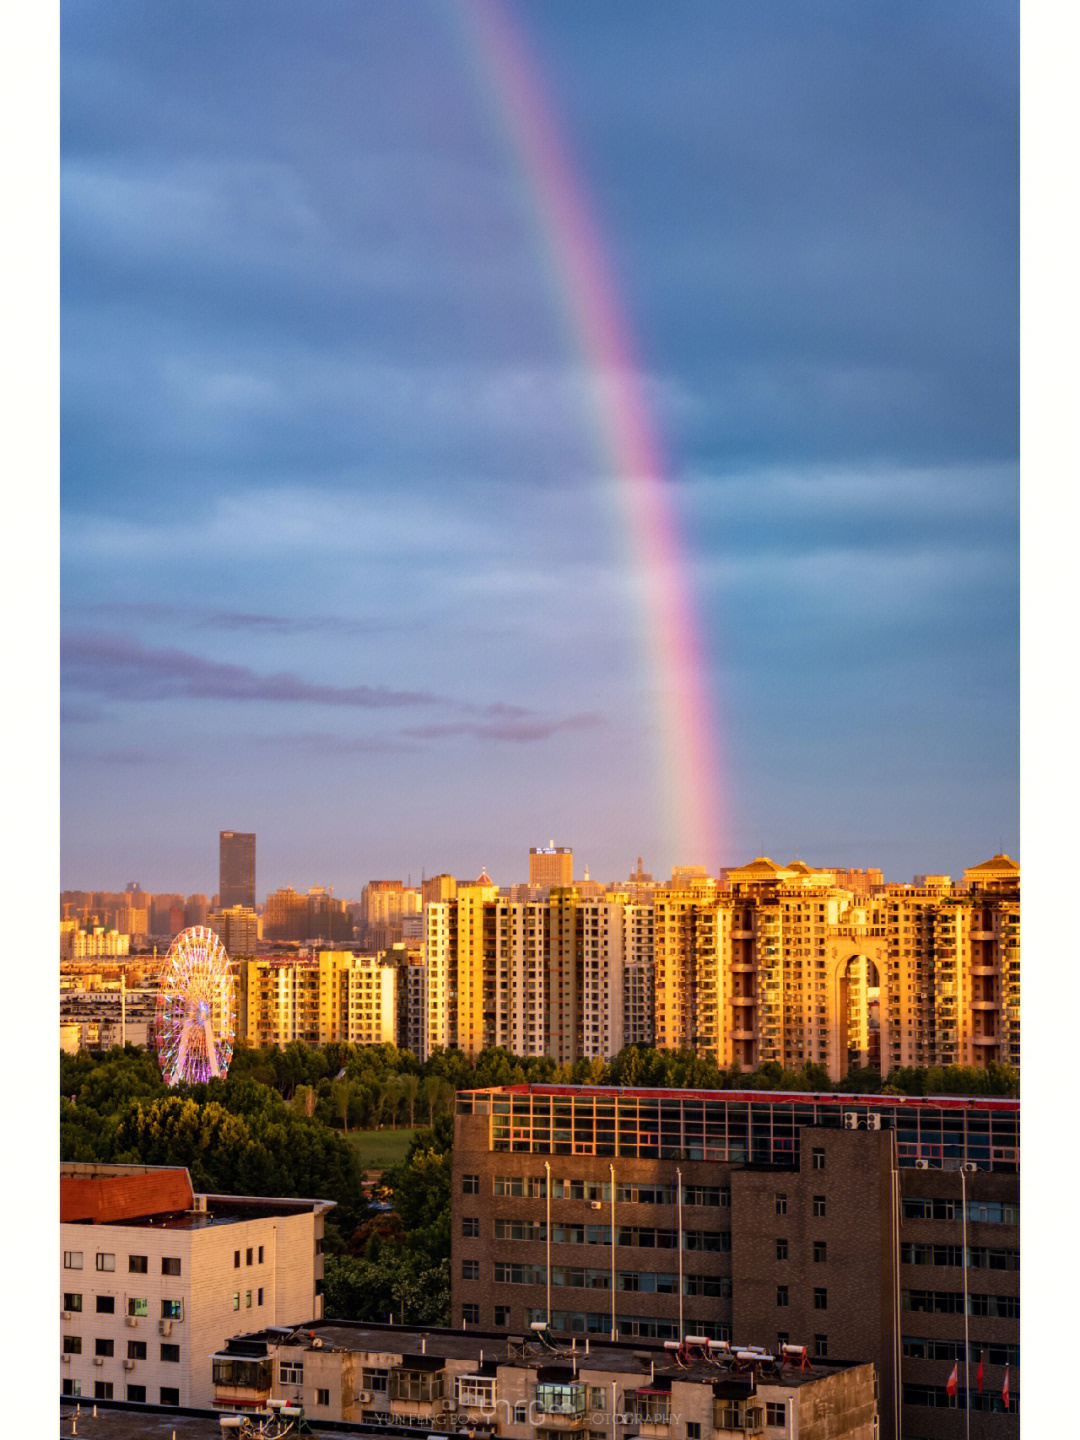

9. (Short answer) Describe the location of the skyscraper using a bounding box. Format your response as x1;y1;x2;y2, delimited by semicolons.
528;844;572;887
219;830;256;910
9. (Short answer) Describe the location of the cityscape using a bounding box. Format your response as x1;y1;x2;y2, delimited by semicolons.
56;4;1019;1440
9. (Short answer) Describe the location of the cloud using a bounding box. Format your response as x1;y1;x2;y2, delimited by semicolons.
247;731;406;756
73;602;395;637
61;632;442;709
403;714;602;743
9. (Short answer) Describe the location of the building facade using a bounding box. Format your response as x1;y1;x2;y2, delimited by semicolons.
450;1085;1018;1440
220;831;256;911
530;847;574;888
60;1163;330;1410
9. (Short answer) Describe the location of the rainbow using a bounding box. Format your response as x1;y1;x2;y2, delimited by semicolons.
456;0;724;871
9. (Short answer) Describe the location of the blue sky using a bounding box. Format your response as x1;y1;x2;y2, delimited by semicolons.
60;0;1018;896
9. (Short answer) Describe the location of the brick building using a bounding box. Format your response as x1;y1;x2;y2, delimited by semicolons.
450;1086;1018;1440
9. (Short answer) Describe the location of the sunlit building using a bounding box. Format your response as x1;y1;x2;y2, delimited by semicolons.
219;831;256;910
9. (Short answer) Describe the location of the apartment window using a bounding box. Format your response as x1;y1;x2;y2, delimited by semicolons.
64;1293;82;1312
462;1304;480;1325
64;1252;83;1270
258;1246;264;1263
776;1333;789;1353
463;1174;480;1194
129;1255;148;1274
246;1291;252;1308
317;1388;331;1406
514;1404;529;1424
776;1238;788;1261
94;1382;114;1401
161;1344;180;1363
96;1296;115;1314
234;1250;241;1268
161;1257;181;1276
161;1300;182;1319
63;1336;81;1355
776;1285;789;1307
813;1241;827;1263
95;1337;114;1357
775;1193;787;1216
159;1388;180;1406
62;1380;82;1398
127;1297;148;1317
462;1216;480;1238
687;1425;701;1440
814;1288;828;1310
814;1335;828;1358
462;1259;480;1281
258;1288;264;1306
811;1147;826;1170
126;1385;147;1403
232;1293;240;1311
244;1248;252;1266
765;1402;786;1427
280;1361;304;1385
96;1253;116;1272
127;1341;147;1361
495;1304;511;1327
812;1196;826;1218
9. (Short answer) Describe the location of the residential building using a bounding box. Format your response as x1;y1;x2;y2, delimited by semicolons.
60;1163;331;1410
209;1318;876;1439
60;922;131;959
220;831;256;910
450;1084;1019;1440
207;905;261;956
236;952;399;1049
530;846;574;889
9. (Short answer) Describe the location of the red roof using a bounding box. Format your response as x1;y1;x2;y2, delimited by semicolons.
61;1169;194;1224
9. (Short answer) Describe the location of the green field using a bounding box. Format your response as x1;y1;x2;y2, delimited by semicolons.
344;1128;418;1171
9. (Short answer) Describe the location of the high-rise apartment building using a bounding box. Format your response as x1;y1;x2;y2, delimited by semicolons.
206;905;260;957
219;831;256;910
451;1085;1019;1440
529;846;573;888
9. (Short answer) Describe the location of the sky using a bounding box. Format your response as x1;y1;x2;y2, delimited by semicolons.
60;0;1019;897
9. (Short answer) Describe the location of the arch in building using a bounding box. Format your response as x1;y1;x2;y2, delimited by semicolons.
824;936;890;1083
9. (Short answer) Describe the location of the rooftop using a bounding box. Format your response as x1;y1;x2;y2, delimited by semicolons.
61;1165;334;1228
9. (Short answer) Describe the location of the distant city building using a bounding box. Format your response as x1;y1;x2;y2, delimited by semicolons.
529;845;573;888
184;893;210;928
422;872;458;904
219;831;256;910
237;952;400;1049
60;922;131;959
207;905;260;956
60;1162;330;1409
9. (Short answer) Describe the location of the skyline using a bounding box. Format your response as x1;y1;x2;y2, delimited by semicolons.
61;1;1018;894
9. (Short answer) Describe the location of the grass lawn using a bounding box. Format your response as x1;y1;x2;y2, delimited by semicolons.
344;1127;418;1171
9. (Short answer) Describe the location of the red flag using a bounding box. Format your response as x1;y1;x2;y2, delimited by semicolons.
976;1353;984;1395
1001;1365;1009;1409
946;1362;958;1399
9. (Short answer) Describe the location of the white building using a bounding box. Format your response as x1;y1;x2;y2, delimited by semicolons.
60;1163;332;1409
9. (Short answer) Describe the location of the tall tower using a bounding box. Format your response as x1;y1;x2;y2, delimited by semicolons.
528;845;572;888
219;831;256;910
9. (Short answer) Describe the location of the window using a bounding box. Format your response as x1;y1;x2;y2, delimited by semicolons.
462;1303;480;1324
514;1404;529;1424
316;1389;330;1407
812;1147;826;1170
463;1174;480;1194
462;1259;480;1280
246;1248;253;1265
62;1380;82;1397
462;1216;480;1237
495;1305;511;1327
232;1292;240;1311
234;1250;241;1268
63;1336;81;1355
96;1296;115;1314
687;1425;701;1440
126;1385;147;1403
161;1343;180;1363
127;1341;147;1360
814;1288;828;1310
776;1333;789;1352
812;1196;826;1218
258;1245;264;1263
64;1251;83;1270
161;1299;182;1319
64;1293;82;1312
161;1257;181;1276
258;1288;264;1306
96;1253;116;1272
246;1290;252;1308
159;1387;180;1406
776;1285;789;1307
94;1382;114;1400
776;1238;788;1261
129;1255;148;1274
814;1335;828;1358
95;1338;114;1357
127;1297;148;1317
813;1241;827;1263
766;1403;786;1427
280;1361;304;1385
775;1193;787;1216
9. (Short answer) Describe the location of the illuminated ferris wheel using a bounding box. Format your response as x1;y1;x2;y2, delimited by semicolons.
154;926;236;1086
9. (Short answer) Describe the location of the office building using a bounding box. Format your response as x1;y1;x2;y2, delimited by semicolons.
219;831;256;910
210;1318;876;1438
530;846;574;889
451;1085;1018;1440
60;1162;330;1410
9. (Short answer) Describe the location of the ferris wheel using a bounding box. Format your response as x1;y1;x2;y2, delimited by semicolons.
154;926;236;1086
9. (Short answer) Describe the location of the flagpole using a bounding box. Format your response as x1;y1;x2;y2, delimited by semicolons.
960;1163;975;1440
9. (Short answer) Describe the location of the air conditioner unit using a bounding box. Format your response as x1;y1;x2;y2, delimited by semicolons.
126;1316;139;1327
61;1311;72;1321
589;1201;603;1210
866;1114;882;1131
159;1319;173;1336
93;1356;105;1367
355;1391;374;1405
442;1399;459;1413
61;1355;72;1365
123;1359;136;1371
843;1112;859;1129
914;1160;930;1170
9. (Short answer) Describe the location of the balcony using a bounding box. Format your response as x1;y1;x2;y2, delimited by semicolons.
713;1403;764;1436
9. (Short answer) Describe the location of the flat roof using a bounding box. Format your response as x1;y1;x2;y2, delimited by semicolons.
459;1084;1019;1112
